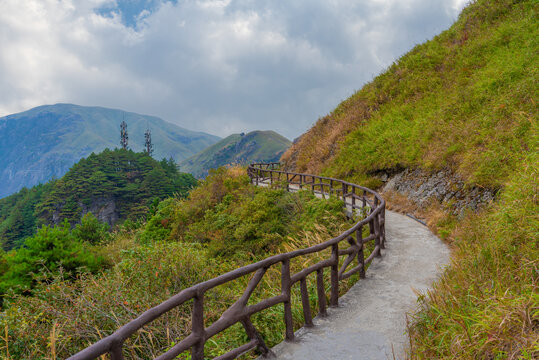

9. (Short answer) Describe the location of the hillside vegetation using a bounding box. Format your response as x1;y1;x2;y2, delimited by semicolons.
0;103;219;198
0;148;197;251
283;0;537;358
180;130;291;178
0;167;358;359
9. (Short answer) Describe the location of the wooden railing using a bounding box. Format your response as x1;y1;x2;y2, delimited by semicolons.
69;163;386;360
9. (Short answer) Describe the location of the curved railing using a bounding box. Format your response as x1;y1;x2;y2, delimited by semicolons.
69;163;385;360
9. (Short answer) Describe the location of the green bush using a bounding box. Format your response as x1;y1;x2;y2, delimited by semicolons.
139;167;349;261
0;220;106;297
0;242;217;359
72;212;111;245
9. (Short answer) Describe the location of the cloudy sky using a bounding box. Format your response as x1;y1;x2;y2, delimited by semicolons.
0;0;469;139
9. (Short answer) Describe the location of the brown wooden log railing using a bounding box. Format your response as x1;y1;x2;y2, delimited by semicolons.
68;163;386;360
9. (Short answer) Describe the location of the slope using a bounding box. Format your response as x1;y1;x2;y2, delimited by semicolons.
281;0;538;358
0;103;219;198
282;0;536;190
180;130;291;178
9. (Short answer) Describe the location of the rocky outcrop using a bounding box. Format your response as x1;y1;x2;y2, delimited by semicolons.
79;198;119;227
380;168;497;217
50;197;119;227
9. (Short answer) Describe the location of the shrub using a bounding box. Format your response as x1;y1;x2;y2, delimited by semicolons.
71;212;111;245
0;220;106;298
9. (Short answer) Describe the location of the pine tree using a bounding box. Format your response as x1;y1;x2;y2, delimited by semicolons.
120;121;128;149
144;127;153;156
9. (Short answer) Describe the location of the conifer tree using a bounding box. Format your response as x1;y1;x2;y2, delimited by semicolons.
144;127;153;156
120;121;128;149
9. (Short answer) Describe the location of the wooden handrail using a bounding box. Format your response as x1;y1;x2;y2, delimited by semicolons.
68;163;386;360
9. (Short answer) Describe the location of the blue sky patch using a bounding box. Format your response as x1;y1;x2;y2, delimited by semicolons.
95;0;177;28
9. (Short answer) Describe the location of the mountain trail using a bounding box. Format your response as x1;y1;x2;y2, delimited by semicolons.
258;183;450;359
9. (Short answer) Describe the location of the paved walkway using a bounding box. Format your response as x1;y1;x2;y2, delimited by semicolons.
260;210;450;360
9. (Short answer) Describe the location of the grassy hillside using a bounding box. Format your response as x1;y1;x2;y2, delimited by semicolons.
283;0;536;189
180;130;291;178
0;104;219;198
0;148;197;251
282;0;538;358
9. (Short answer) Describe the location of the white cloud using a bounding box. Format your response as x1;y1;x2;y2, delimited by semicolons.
0;0;467;138
452;0;472;13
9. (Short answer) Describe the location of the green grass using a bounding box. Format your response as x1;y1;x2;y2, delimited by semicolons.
408;150;538;359
283;0;537;188
323;0;537;189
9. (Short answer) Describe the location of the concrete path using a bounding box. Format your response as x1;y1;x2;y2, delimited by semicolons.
260;210;450;360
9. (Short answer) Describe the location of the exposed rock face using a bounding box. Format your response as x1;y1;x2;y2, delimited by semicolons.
79;198;119;227
51;197;119;227
381;168;497;217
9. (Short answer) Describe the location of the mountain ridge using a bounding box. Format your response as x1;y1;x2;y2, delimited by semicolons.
0;103;220;198
180;130;291;178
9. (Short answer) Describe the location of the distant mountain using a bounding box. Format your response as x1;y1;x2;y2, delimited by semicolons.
180;130;291;178
0;104;220;198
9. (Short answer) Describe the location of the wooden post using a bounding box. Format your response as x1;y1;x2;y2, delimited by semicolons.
357;227;365;279
363;190;367;209
191;294;205;360
381;206;386;249
281;259;294;340
330;244;339;307
300;278;313;327
374;198;381;257
316;269;327;316
110;340;124;360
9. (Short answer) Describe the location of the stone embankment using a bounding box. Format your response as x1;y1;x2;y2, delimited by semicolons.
378;168;496;217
